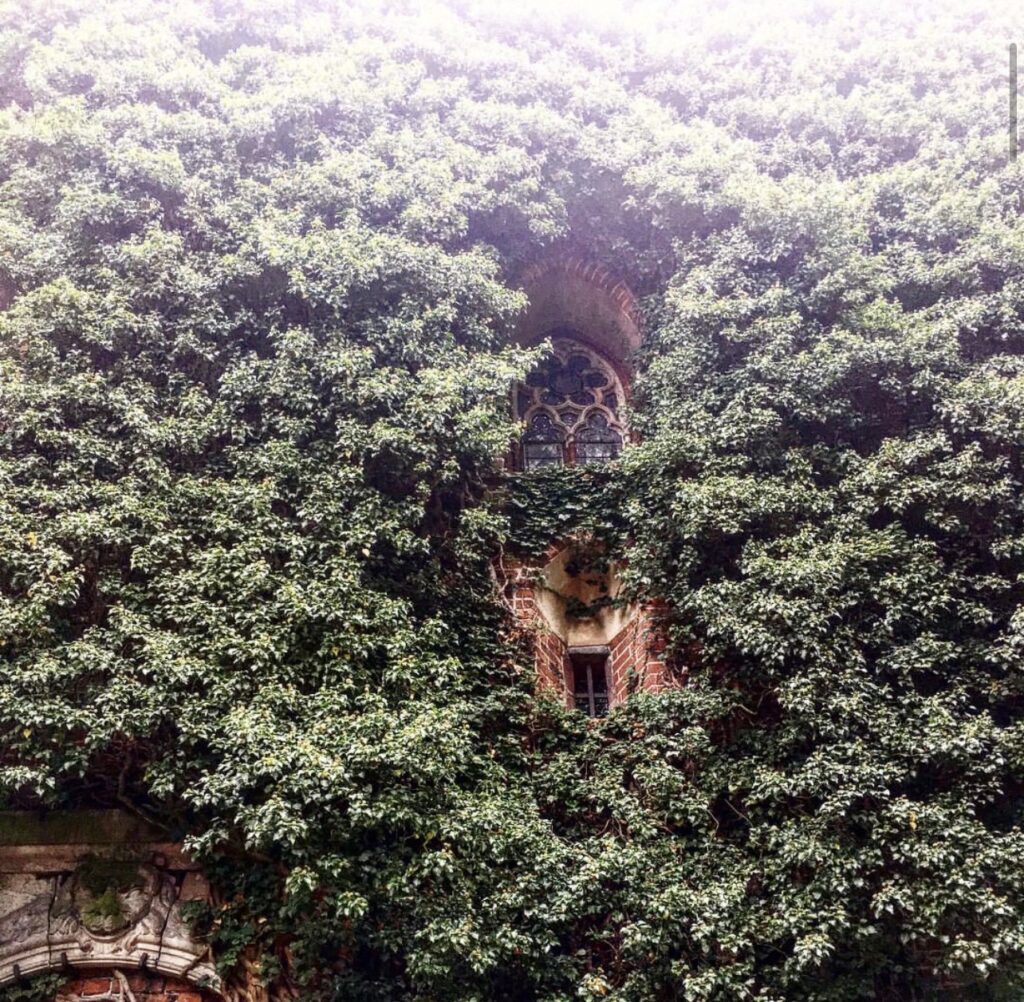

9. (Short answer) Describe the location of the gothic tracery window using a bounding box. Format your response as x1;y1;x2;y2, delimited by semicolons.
515;335;626;470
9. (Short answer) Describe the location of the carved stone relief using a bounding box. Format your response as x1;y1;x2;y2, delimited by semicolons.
0;857;217;992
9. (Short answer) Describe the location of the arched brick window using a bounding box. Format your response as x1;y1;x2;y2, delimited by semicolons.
515;333;627;470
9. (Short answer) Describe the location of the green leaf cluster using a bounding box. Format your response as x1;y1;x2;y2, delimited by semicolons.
2;1;1024;999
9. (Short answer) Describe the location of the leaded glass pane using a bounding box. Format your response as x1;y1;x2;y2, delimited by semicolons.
524;442;563;468
568;388;596;405
523;412;565;469
576;412;622;465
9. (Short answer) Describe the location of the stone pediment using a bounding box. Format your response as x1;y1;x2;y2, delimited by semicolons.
0;812;218;993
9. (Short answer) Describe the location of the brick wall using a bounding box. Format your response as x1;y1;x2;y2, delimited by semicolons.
507;557;569;702
56;972;211;1002
607;600;671;701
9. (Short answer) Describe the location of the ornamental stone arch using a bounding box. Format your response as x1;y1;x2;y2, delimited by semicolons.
0;812;220;998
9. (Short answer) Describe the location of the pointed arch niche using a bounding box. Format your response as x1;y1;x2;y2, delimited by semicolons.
502;257;671;713
512;256;640;472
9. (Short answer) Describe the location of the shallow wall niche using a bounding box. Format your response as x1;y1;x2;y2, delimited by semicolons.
0;811;218;994
502;542;670;713
531;544;631;650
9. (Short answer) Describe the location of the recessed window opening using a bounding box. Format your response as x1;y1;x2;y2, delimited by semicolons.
570;649;610;717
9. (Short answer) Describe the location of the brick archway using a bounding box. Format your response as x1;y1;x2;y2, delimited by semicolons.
519;255;641;334
515;254;641;368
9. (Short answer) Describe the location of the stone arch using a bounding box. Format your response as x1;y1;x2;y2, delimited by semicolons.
511;256;640;471
0;863;219;992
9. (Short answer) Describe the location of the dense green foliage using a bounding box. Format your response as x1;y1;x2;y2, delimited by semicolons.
2;0;1024;998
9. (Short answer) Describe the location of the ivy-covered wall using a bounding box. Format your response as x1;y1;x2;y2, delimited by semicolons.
2;1;1024;999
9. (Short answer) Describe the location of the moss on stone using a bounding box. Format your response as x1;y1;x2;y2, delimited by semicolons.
76;858;143;896
0;810;162;846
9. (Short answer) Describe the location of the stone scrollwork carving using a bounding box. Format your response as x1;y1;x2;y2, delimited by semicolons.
0;859;218;992
0;873;55;981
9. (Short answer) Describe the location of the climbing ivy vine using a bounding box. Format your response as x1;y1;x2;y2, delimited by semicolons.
2;1;1024;999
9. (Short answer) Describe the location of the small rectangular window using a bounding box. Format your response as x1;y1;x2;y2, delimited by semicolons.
571;652;609;717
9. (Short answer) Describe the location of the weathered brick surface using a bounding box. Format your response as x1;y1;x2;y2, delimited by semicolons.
606;600;675;701
76;979;117;996
504;558;569;701
57;973;212;1002
519;254;641;332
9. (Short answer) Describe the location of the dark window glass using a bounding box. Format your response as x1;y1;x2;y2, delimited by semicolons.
571;654;609;717
523;412;565;469
528;353;598;407
576;412;622;465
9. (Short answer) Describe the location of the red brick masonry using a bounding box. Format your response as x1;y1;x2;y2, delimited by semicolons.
57;973;212;1002
519;253;642;333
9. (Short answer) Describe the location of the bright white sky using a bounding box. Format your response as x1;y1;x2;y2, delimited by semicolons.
445;0;855;49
